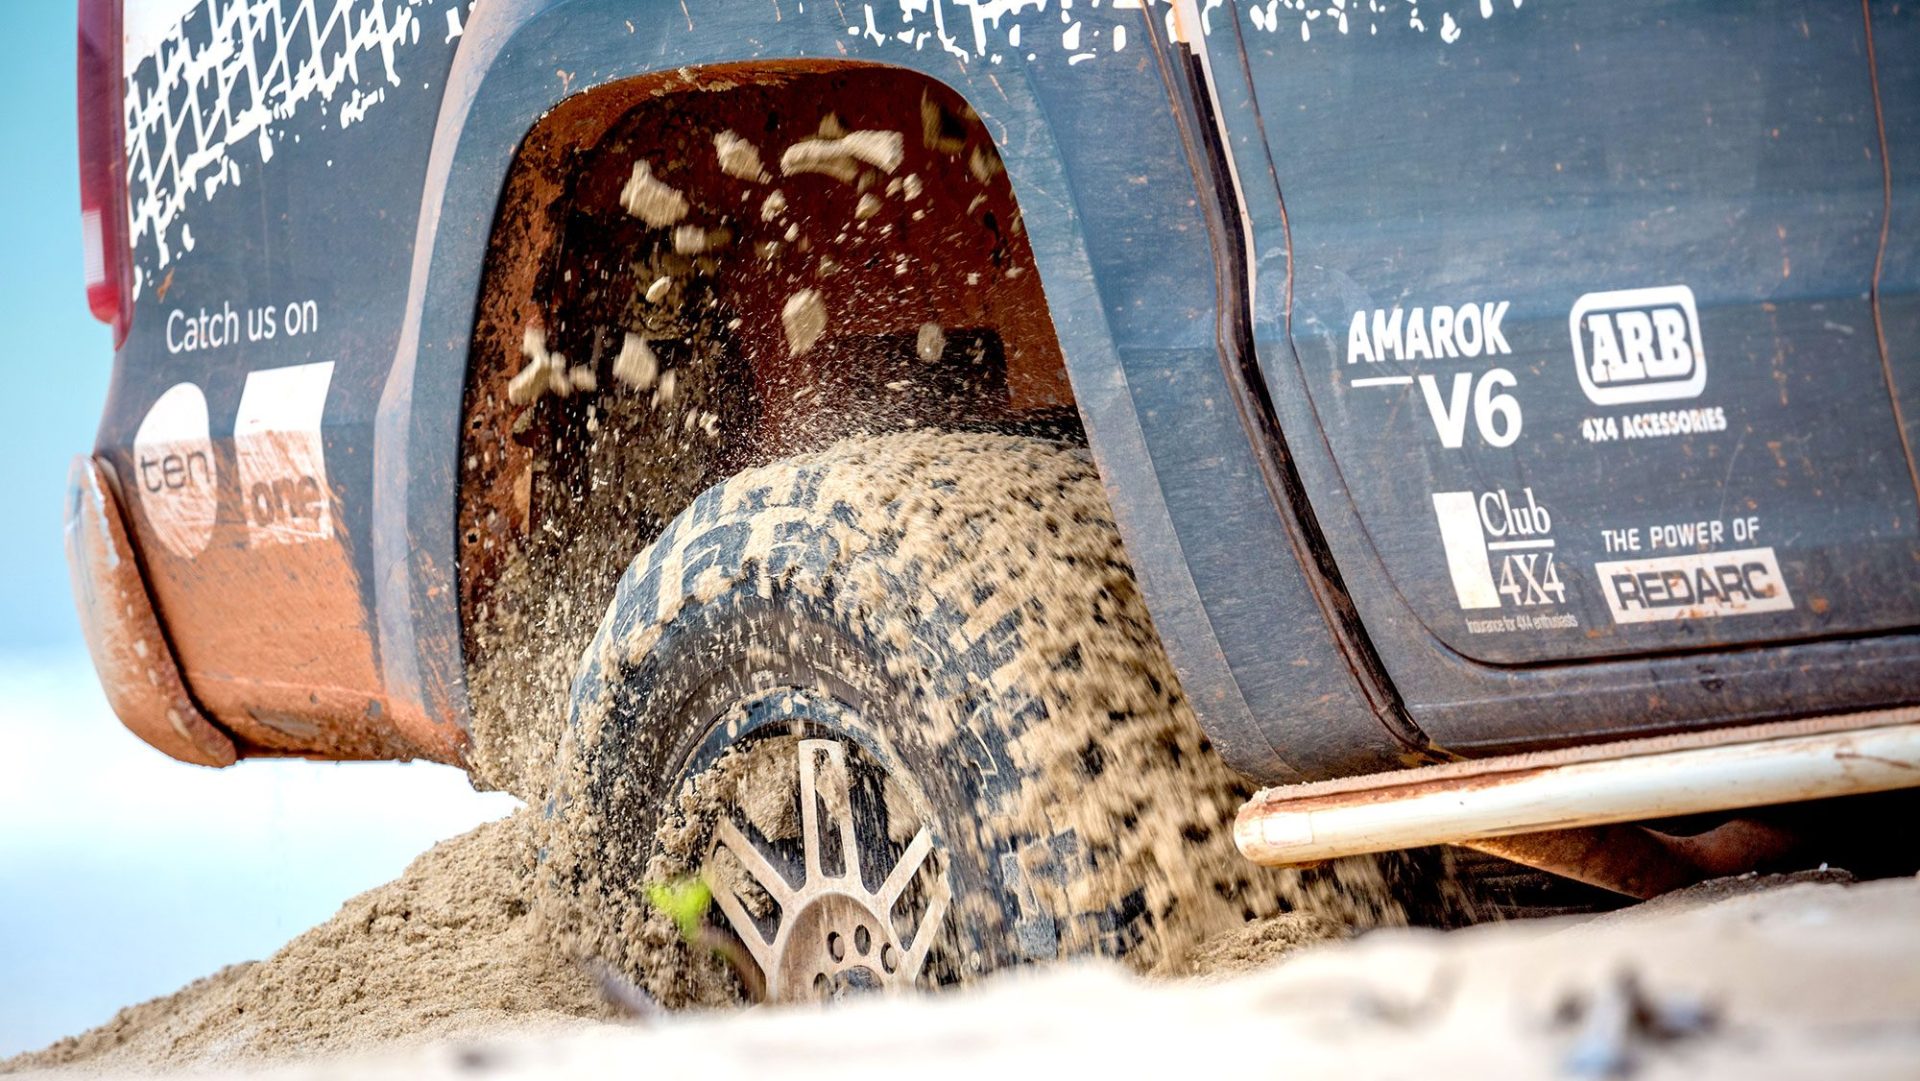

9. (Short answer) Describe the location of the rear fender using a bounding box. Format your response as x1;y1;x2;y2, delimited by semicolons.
65;455;237;767
379;0;1414;781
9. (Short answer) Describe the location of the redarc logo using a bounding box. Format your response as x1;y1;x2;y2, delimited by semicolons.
1594;548;1795;624
1569;285;1706;406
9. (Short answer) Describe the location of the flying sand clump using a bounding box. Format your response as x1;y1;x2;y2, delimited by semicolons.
780;130;906;184
781;289;828;357
620;160;690;227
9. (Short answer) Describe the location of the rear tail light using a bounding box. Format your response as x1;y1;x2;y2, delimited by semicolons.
78;0;131;346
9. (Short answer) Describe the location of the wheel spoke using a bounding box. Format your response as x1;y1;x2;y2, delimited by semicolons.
797;738;860;882
897;871;953;984
878;826;936;910
706;871;777;976
706;818;805;980
711;818;799;910
706;733;953;1001
798;739;824;880
827;759;861;884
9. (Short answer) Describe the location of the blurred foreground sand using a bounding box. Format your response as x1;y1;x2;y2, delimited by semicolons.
20;872;1917;1080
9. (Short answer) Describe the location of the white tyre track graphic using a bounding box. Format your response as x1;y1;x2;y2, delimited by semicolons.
122;0;446;284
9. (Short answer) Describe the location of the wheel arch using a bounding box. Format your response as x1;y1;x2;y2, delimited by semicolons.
373;0;1399;788
455;57;1081;681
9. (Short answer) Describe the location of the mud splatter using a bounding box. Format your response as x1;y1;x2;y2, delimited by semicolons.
782;289;828;356
780;130;906;183
531;431;1437;1010
621;160;690;227
713;130;771;183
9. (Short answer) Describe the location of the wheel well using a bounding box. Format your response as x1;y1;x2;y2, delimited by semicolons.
456;62;1077;792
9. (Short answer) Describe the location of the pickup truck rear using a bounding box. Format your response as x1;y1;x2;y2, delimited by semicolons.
68;0;1920;999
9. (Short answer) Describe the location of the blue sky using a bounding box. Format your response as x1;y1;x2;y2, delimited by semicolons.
1;0;112;653
0;2;514;1056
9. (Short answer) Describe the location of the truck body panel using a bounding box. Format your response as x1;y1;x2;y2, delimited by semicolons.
99;0;1409;778
105;0;466;759
81;0;1920;789
1198;0;1920;755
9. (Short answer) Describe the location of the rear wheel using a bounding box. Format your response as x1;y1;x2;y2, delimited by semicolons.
704;732;949;1000
537;431;1429;1005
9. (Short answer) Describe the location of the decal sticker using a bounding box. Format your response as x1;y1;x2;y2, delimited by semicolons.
1344;300;1523;448
1571;286;1729;443
131;383;217;559
164;298;323;353
1595;547;1794;624
1432;491;1502;609
1432;488;1577;633
122;0;202;75
165;303;242;354
1243;0;1530;45
234;362;336;547
1599;514;1765;557
123;0;449;287
1570;285;1704;405
1578;405;1728;443
833;0;1140;66
1347;302;1512;365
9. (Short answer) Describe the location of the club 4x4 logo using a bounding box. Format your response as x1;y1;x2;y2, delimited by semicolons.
1430;487;1567;610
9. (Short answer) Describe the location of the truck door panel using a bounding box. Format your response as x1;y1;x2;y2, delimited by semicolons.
1190;2;1920;752
1200;0;1920;748
1252;1;1911;660
1871;3;1920;466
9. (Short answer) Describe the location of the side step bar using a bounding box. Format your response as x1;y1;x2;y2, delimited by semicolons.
1235;710;1920;868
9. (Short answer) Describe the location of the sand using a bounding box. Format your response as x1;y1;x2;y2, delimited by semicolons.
4;815;616;1075
4;788;1336;1076
12;865;1919;1079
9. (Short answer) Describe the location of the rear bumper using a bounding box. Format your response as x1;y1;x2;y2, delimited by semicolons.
1235;708;1920;866
64;454;236;767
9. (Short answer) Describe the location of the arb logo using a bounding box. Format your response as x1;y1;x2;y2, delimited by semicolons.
1569;285;1705;405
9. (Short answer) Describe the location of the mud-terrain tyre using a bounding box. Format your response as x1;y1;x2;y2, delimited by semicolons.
539;431;1387;1006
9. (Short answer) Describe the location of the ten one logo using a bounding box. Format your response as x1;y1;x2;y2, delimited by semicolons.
132;382;217;558
1568;285;1706;406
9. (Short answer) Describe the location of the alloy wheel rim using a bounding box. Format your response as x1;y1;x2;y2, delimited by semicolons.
705;736;953;1002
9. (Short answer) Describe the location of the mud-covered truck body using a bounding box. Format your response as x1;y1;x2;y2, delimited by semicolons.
68;0;1920;973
